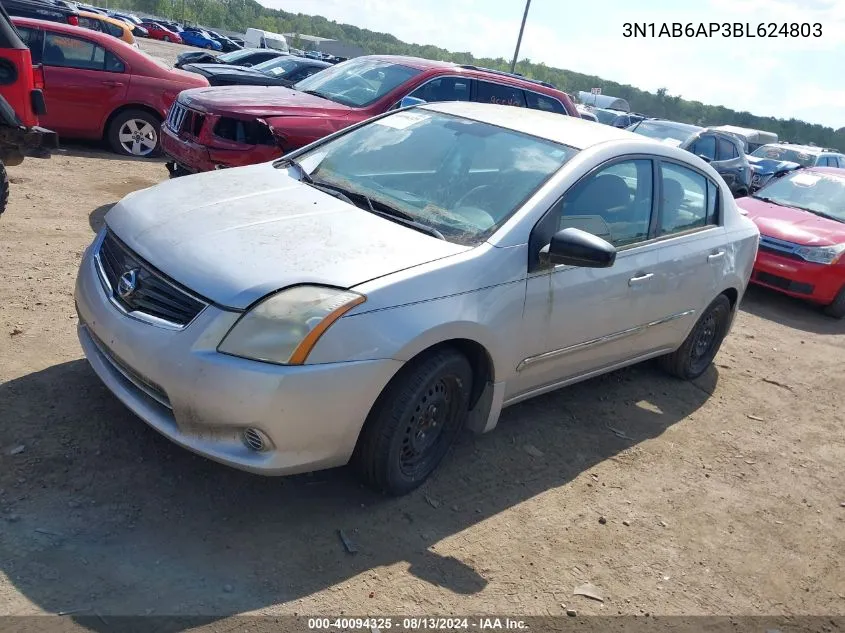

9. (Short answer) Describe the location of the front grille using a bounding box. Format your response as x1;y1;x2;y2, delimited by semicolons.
165;101;205;137
95;231;207;328
754;271;814;295
758;235;803;261
86;326;172;409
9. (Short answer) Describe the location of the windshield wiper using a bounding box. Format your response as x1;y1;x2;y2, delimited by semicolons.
299;89;330;100
279;157;313;184
753;196;843;222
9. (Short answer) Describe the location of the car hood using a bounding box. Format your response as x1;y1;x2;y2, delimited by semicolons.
177;85;353;118
747;155;801;174
181;64;287;86
735;196;845;246
104;163;470;310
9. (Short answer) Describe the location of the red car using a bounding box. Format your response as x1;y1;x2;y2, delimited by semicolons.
12;17;207;157
140;20;183;44
736;167;845;317
161;55;579;175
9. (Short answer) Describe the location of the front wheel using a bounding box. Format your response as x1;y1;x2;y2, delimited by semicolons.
823;287;845;319
353;348;473;496
659;294;732;380
163;35;171;42
107;109;161;158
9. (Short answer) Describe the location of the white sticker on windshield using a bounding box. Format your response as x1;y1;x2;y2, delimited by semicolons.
375;111;429;130
791;173;820;187
662;137;683;147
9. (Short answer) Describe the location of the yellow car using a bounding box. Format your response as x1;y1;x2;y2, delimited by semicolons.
77;11;137;47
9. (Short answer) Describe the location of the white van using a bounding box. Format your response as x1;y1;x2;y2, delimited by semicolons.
244;28;289;52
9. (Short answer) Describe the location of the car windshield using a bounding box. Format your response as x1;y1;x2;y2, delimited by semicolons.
750;145;819;167
282;109;578;245
294;58;422;108
629;120;701;145
252;56;301;75
217;49;260;63
592;109;619;125
753;170;845;222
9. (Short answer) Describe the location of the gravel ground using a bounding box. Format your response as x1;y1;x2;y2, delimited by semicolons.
0;123;844;621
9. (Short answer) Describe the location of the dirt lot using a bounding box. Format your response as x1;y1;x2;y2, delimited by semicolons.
1;145;844;621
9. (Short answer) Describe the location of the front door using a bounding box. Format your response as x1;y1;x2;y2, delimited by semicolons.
39;31;128;138
509;157;668;400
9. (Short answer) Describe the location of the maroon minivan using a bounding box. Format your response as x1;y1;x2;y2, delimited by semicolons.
161;55;579;175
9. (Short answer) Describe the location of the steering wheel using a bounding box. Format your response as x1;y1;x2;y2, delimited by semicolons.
455;184;495;209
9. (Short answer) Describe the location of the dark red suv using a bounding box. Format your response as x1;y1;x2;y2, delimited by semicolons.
161;55;579;175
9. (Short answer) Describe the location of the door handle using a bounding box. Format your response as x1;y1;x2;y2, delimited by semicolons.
101;80;124;87
708;251;726;262
628;272;654;286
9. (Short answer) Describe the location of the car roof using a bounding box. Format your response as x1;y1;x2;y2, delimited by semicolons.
420;101;640;149
765;143;823;154
79;10;130;30
12;15;131;43
805;167;845;175
638;118;702;132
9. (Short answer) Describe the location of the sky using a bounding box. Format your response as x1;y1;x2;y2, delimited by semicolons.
264;0;845;130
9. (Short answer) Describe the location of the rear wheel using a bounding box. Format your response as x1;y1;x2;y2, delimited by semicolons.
353;348;473;496
823;287;845;319
0;161;8;217
659;294;732;380
107;109;161;158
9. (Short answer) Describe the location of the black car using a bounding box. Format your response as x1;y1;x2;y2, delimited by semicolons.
206;29;241;52
181;55;330;87
0;0;78;23
627;119;752;198
174;46;286;69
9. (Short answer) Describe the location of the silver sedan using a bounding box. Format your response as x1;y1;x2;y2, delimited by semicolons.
74;102;760;495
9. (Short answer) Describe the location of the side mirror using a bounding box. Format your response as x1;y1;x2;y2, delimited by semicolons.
542;227;616;268
697;154;712;163
400;95;426;108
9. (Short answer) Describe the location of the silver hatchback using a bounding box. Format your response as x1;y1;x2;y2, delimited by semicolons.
75;102;759;495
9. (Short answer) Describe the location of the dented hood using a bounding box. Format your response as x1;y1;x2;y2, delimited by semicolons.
104;162;469;310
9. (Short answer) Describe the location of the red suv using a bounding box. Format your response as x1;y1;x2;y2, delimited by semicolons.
161;55;579;175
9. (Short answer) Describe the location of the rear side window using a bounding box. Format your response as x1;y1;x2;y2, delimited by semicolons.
525;91;565;114
43;33;124;72
716;138;738;161
476;81;526;107
105;21;125;38
77;17;101;31
659;162;714;236
690;135;716;161
409;77;471;102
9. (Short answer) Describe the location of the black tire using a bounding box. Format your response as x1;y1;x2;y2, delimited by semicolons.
0;161;8;217
106;109;162;158
353;348;473;496
659;294;732;380
823;287;845;319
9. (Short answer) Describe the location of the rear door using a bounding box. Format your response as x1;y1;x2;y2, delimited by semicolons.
39;30;127;137
646;159;726;350
473;80;527;108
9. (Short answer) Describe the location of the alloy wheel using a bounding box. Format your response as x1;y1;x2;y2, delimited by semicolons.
118;119;158;157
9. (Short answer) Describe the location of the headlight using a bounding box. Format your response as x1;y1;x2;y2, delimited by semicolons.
218;285;366;365
794;243;845;265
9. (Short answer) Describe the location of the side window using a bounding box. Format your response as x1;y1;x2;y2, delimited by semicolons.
716;138;738;161
43;33;112;71
706;179;719;224
475;81;526;107
409;77;471;103
77;17;101;31
659;162;713;236
556;159;654;248
525;91;565;114
691;135;717;161
105;22;125;38
16;26;43;64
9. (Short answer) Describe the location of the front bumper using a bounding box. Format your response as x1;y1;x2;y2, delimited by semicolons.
751;248;844;305
160;123;280;173
74;240;402;475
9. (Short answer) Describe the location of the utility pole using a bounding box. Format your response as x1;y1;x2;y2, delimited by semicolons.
510;0;531;74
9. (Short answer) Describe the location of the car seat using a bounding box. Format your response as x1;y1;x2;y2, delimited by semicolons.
660;177;686;232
